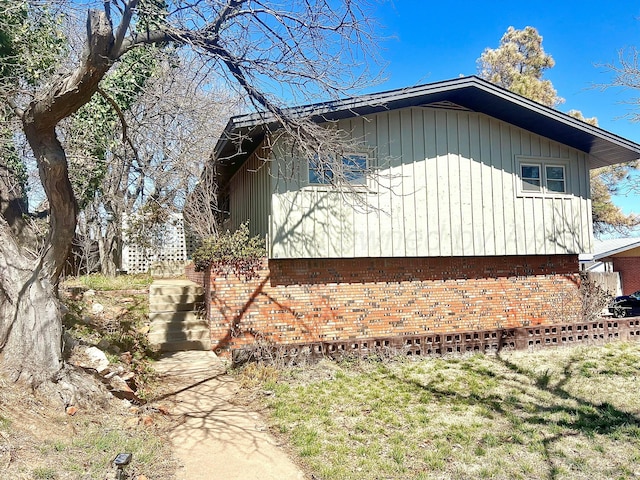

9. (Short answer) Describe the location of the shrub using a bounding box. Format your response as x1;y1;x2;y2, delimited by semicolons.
192;222;265;278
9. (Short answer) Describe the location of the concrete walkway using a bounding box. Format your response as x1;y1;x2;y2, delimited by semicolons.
153;351;306;480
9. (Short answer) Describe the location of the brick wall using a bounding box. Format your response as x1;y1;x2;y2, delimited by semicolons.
186;255;581;355
612;257;640;295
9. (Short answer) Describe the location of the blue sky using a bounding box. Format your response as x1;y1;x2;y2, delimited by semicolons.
370;0;640;217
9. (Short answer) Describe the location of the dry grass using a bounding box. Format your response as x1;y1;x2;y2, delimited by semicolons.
63;274;154;292
0;276;177;479
255;343;640;480
0;375;177;480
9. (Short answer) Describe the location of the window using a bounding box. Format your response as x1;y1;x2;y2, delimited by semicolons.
342;154;368;184
521;164;541;192
517;158;567;196
545;165;566;193
308;155;333;185
308;153;369;186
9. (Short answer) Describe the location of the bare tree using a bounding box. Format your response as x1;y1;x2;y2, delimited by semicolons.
183;157;223;240
67;54;241;275
0;0;378;400
601;47;640;202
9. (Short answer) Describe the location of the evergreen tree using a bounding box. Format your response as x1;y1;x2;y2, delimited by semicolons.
478;26;562;108
479;26;638;236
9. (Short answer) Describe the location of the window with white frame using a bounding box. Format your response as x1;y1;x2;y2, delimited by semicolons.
308;155;332;185
308;152;369;186
545;165;566;193
520;163;542;192
517;158;567;195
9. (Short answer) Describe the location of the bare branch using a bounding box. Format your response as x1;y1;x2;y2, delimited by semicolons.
95;85;141;164
111;0;139;57
5;96;24;120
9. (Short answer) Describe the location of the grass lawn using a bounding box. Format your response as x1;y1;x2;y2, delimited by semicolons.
255;343;640;480
63;273;154;291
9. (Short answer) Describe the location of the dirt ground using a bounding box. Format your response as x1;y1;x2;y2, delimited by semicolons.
0;373;177;479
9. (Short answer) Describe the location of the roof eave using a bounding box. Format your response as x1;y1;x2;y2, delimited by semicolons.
594;241;640;259
213;76;640;185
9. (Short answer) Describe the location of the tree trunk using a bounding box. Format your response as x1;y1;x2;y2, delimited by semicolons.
0;125;77;391
0;219;64;386
0;8;116;394
98;219;122;276
23;125;78;282
0;220;112;409
0;163;28;236
0;133;109;405
0;155;38;247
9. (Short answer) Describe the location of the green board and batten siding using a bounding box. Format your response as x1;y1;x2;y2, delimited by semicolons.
226;146;271;242
225;106;593;260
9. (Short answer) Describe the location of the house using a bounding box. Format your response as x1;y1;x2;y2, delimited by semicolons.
582;237;640;295
187;76;640;357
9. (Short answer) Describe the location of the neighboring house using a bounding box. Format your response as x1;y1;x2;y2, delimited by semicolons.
582;237;640;295
187;76;640;356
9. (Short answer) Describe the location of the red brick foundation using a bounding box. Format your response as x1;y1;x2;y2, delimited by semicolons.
186;255;583;356
612;257;640;295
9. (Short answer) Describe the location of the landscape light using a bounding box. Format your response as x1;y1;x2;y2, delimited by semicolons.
113;453;132;480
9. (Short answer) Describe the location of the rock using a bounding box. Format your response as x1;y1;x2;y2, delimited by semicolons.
83;289;96;298
138;325;150;335
120;352;133;364
109;375;138;401
125;417;140;428
91;303;104;315
66;406;78;416
63;333;78;350
142;416;153;426
97;339;111;350
136;475;149;480
79;346;110;373
59;303;69;316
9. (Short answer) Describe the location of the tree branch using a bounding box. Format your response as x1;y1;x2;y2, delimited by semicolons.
118;30;172;56
24;9;115;130
96;86;141;165
5;96;24;120
111;0;139;57
203;0;246;37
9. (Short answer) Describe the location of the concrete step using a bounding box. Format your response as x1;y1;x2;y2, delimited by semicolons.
149;293;203;305
149;288;204;298
149;327;211;344
148;279;209;353
149;311;204;323
149;301;204;313
149;318;209;334
149;281;203;297
153;339;211;352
